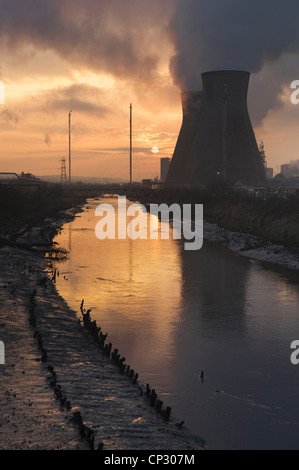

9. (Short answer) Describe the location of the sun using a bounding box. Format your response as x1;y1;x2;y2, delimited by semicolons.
151;146;159;154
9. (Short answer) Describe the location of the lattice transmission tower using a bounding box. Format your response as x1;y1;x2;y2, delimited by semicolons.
60;157;67;184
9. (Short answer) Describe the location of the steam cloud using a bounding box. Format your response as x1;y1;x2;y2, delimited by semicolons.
169;0;299;89
169;0;299;123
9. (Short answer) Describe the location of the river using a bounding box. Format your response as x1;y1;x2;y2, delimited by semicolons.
51;197;299;450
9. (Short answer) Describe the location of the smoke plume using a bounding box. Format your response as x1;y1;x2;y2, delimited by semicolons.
44;133;52;146
0;108;19;125
169;0;299;123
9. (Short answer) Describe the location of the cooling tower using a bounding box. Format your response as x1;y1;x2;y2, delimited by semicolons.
166;70;267;188
166;91;203;186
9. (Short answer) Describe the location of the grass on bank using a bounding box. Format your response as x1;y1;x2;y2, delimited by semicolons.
203;196;299;248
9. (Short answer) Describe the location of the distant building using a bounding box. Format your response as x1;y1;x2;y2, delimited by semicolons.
142;179;153;187
160;158;171;183
281;163;299;178
265;168;273;179
281;164;291;177
21;171;37;180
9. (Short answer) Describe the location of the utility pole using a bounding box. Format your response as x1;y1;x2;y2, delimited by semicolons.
69;110;72;184
221;84;227;183
130;103;133;184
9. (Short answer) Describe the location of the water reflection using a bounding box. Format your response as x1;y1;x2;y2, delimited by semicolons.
180;242;249;331
53;199;183;387
52;198;299;449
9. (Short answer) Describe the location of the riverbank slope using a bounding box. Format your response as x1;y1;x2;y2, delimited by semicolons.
204;196;299;248
202;196;299;271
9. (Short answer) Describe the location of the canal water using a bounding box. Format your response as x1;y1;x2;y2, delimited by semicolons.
51;198;299;450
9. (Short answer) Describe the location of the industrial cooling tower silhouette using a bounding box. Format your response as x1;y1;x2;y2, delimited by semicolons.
166;70;267;188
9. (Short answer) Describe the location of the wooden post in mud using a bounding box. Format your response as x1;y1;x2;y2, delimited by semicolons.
150;389;157;407
104;342;112;356
76;302;179;427
155;400;163;413
133;373;138;384
164;406;171;421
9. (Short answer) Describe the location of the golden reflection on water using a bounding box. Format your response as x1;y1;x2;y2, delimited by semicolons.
53;199;183;376
276;277;299;301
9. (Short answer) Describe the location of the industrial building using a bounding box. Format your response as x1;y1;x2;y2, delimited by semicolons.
281;163;299;178
166;70;267;189
160;157;171;183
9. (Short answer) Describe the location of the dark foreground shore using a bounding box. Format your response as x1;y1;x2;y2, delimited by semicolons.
0;206;205;451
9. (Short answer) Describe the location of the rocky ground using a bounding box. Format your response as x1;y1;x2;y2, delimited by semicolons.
203;221;299;271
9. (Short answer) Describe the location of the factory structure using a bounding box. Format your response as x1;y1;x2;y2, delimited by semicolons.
160;157;171;183
165;70;267;189
281;162;299;178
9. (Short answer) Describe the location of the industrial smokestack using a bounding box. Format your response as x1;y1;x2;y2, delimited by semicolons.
166;70;267;188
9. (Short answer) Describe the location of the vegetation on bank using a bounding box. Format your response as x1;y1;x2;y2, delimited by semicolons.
2;183;299;250
0;184;85;236
203;196;299;248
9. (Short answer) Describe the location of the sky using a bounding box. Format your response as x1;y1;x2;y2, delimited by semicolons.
1;0;299;181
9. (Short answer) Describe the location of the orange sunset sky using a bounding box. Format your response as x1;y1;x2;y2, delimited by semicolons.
1;0;299;182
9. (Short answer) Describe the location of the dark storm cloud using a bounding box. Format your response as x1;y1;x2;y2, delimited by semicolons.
0;0;172;83
169;0;299;123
